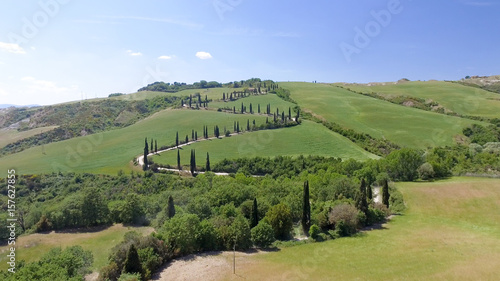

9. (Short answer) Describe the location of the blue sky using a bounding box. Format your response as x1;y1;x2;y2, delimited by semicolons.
0;0;499;105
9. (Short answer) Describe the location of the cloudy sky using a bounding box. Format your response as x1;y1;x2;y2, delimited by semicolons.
1;0;499;105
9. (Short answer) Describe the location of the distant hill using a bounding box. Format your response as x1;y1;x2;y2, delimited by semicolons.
0;104;40;109
455;75;500;94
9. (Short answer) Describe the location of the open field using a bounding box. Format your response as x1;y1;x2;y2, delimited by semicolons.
0;126;58;148
281;82;484;148
0;224;153;271
0;109;268;175
156;177;500;280
343;80;500;119
209;94;297;114
152;120;378;167
112;88;239;102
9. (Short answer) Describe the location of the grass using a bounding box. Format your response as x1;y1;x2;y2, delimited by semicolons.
0;126;58;148
209;94;297;114
343;80;500;119
0;109;271;175
214;177;500;280
0;224;153;271
152;120;378;167
281;82;484;148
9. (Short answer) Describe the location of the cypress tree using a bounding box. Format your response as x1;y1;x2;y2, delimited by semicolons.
206;152;211;171
195;131;198;141
176;132;179;147
250;103;253;114
190;149;196;175
123;244;143;276
302;181;311;235
247;119;250;131
289;107;292;120
281;111;285;122
167;195;175;218
223;93;226;100
143;138;149;171
233;106;236;114
205;95;208;107
241;102;244;113
251;198;259;228
237;121;240;133
155;140;158;154
189;95;192;108
367;183;373;200
296;109;300;123
258;104;261;113
234;121;236;132
192;129;194;141
177;149;181;170
382;179;390;208
198;95;202;104
185;135;188;144
357;179;369;216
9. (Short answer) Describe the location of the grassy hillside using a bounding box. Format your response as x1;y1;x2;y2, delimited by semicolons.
343;80;500;119
152;120;378;167
203;177;500;280
0;224;153;271
0;126;58;148
209;94;297;114
113;87;238;102
281;82;483;148
0;109;269;175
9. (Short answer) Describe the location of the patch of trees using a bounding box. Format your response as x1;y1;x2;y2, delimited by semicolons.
0;246;93;280
463;124;500;145
138;78;279;93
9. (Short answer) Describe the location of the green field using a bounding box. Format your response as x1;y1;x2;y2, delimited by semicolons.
111;87;239;102
0;126;58;148
0;224;153;271
0;109;269;175
281;82;483;148
152;120;378;167
344;81;500;119
209;94;297;114
214;177;500;280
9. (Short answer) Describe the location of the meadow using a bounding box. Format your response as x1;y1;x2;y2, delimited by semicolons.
152;120;378;167
0;224;153;271
344;81;500;119
112;87;238;102
185;177;500;281
0;126;58;148
209;94;297;114
281;82;483;148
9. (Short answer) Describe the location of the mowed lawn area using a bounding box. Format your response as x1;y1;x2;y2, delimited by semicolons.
209;177;500;280
152;120;378;167
344;80;500;119
0;224;153;271
281;82;483;149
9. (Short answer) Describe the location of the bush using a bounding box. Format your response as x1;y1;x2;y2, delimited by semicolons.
265;203;293;240
98;262;120;281
418;162;435;180
309;224;321;240
251;221;275;248
328;204;359;236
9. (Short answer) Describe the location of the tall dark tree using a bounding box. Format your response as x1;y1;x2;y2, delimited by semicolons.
241;102;244;113
247;119;250;131
382;179;390;208
251;198;259;228
258;104;261;113
189;95;192;108
167;195;176;218
177;149;181;170
195;131;198;141
281;111;285;122
190;149;196;175
357;178;369;216
176;132;179;147
237;121;240;133
296;109;300;123
155;139;158;154
367;183;373;200
143;138;149;171
302;181;311;235
234;121;236;132
185;135;188;144
123;244;143;276
250;103;253;114
233;106;236;114
223;93;226;100
206;152;211;171
289;107;292;120
192;129;194;141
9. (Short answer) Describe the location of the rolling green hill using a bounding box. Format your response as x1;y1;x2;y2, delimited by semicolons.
343;80;500;119
152;120;378;167
281;82;484;148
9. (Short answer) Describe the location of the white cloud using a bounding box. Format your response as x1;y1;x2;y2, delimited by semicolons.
158;55;173;60
195;51;212;60
126;50;143;56
0;42;26;54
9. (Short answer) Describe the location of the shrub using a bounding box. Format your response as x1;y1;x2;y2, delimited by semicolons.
418;162;435;180
309;224;321;240
328;203;359;236
265;203;293;240
251;221;275;248
98;262;120;281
